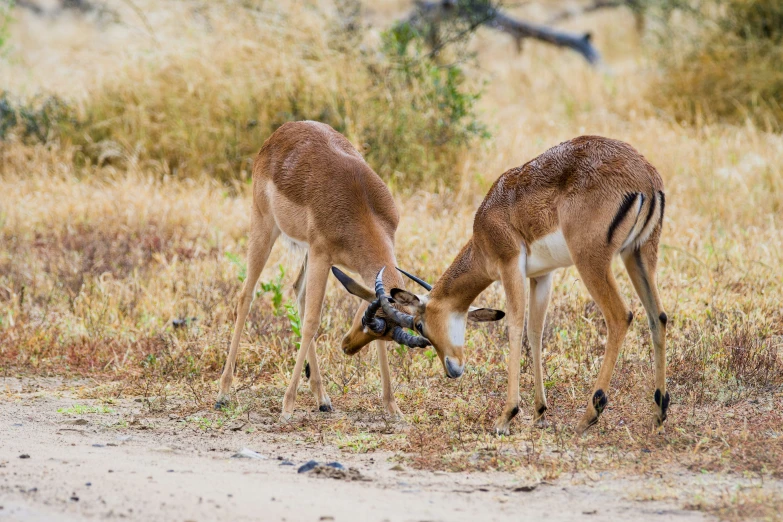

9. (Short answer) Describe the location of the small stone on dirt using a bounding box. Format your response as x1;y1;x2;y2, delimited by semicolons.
279;460;294;466
231;448;267;460
389;464;405;471
67;419;88;426
19;454;30;459
511;483;538;492
297;460;319;473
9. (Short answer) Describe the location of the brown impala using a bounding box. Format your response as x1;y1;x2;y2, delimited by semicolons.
335;136;669;435
215;121;431;418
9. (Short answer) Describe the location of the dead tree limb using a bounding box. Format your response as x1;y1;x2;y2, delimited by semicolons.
410;0;601;65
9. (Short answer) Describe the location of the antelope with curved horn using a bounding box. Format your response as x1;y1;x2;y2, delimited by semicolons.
335;136;668;435
215;121;429;418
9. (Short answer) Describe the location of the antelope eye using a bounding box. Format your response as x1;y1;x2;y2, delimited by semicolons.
415;321;424;334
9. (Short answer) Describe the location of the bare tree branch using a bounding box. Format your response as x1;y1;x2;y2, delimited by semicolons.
409;0;601;65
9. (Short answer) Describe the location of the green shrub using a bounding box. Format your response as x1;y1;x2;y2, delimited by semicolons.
0;92;74;143
360;22;488;186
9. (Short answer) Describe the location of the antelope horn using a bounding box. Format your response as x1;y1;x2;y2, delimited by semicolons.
391;326;431;348
396;267;432;291
362;299;386;334
375;268;415;330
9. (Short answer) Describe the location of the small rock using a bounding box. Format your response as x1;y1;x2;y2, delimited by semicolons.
325;462;344;470
70;495;79;502
67;419;89;426
298;460;319;473
389;464;405;472
92;444;105;448
19;454;30;459
583;510;597;515
511;483;538;492
231;448;267;460
279;461;295;466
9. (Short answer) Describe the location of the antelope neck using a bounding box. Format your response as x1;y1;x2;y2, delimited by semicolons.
430;238;494;312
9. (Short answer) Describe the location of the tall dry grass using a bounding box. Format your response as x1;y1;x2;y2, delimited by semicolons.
0;1;485;187
1;0;782;498
647;0;783;129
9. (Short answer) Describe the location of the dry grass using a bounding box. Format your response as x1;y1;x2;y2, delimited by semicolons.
648;0;783;130
1;0;783;518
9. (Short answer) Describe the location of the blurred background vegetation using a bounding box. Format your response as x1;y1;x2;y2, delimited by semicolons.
1;0;781;188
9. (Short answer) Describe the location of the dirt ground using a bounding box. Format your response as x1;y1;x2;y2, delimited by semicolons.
7;377;774;522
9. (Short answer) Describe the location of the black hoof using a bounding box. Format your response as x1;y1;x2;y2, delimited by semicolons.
592;389;607;415
536;405;548;417
654;389;671;421
214;399;229;411
319;404;333;413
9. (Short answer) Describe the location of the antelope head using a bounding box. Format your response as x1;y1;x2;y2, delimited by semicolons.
332;266;504;379
331;267;432;356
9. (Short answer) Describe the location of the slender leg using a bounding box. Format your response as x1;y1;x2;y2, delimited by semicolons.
573;257;631;435
294;253;331;411
377;341;403;418
529;273;554;426
216;208;279;409
622;238;669;430
494;256;528;435
281;252;331;419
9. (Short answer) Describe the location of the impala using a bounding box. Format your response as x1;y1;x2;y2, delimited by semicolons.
215;121;430;418
335;136;669;435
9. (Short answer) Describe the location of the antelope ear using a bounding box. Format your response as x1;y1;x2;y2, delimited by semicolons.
389;288;422;307
331;267;375;302
467;308;505;322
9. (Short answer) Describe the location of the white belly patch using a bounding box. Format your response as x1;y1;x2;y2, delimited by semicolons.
525;229;573;278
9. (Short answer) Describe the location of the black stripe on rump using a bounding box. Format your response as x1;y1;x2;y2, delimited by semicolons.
607;193;639;245
640;191;658;234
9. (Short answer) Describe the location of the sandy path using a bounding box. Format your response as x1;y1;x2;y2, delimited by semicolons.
1;378;712;522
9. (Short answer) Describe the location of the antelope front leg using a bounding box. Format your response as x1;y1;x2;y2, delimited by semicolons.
281;253;330;419
377;341;403;418
494;258;528;436
294;254;332;412
529;274;554;427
